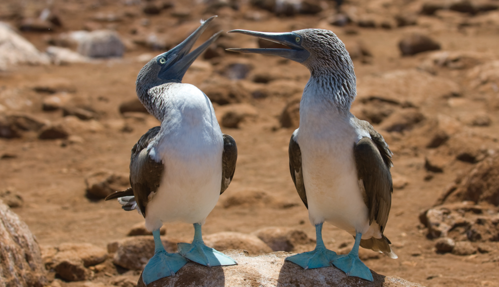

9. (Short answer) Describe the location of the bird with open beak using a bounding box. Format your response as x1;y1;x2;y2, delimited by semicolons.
228;29;397;281
106;16;238;285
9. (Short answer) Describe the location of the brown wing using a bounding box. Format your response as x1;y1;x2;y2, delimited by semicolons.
289;130;308;208
221;134;237;195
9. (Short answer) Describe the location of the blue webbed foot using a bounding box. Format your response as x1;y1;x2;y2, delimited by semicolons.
285;223;338;269
286;247;337;269
332;232;373;281
178;241;236;266
142;229;188;285
333;253;373;281
178;223;236;267
142;251;188;284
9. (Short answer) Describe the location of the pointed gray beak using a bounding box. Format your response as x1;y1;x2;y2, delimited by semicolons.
158;16;221;81
226;29;310;63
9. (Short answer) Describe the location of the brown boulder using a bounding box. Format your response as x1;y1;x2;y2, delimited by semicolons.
204;232;273;255
32;78;76;94
201;77;251;105
58;243;107;267
222;189;276;209
0;201;47;286
42;93;72;111
137;251;422;287
280;97;301;128
380;108;425;133
38;124;70;140
0;188;23;208
85;170;130;200
435;237;455;253
112;236;178;270
119;98;149;114
217;103;258;129
452;241;476;256
253;227;313;252
53;251;92;281
0;113;48;139
398;33;441;56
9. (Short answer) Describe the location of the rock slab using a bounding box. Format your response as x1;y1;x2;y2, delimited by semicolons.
137;251;422;287
0;201;47;286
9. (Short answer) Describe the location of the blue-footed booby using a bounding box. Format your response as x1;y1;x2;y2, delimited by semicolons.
227;29;397;281
105;16;237;285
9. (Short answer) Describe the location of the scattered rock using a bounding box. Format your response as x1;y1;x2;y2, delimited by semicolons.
112;236;178;270
0;202;47;286
85;171;130;200
58;243;108;267
424;153;448;173
77;30;125;58
398;33;441;56
460;113;492;127
42;93;72;111
0;23;50;70
46;46;90;65
62;106;96;120
204;232;273;255
119;98;148;114
32;78;76;94
128;222;167;236
0;188;23;208
357;70;460;107
419;51;488;73
467;60;499;92
380;108;425;133
217;103;258;128
452;241;476;256
222;189;275;208
18;18;54;32
143;3;162;15
60;116;104;134
436;153;499;206
280;97;300;128
53;251;92;282
201;77;251;105
137;251;422;287
38;124;69;140
253;227;313;252
221;62;253;80
435;237;455;253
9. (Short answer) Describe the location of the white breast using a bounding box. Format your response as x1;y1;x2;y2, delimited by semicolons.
296;89;371;236
144;83;224;231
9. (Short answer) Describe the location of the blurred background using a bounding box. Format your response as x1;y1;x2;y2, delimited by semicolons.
1;0;499;286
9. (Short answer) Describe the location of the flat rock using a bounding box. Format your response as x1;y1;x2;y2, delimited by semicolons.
0;201;47;286
38;124;70;140
119;98;148;114
137;251;422;287
435;237;455;253
0;188;23;208
452;241;477;256
398;33;441;56
204;232;273;255
85;170;130;200
46;46;90;65
53;251;92;281
217;103;258;128
58;243;107;267
253;227;313;252
112;236;178;270
379;108;425;133
32;78;76;94
42;93;73;111
128;222;167;236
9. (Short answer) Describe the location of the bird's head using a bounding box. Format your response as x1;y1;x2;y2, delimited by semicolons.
226;28;354;77
136;16;221;87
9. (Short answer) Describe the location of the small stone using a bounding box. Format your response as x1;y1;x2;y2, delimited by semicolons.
424;154;448;173
380;108;425;133
398;33;441;56
19;18;54;32
435;237;455;253
33;78;76;94
127;222;166;236
58;243;107;267
85;171;130;200
53;251;92;281
452;241;476;256
38;125;69;140
143;3;162;15
42;93;72;111
253;227;312;252
62;107;95;120
119;98;148;114
217;103;258;129
280;98;300;129
78;30;125;58
0;188;23;208
204;232;273;255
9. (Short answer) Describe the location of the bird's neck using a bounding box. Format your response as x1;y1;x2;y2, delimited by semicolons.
136;81;175;121
303;69;356;112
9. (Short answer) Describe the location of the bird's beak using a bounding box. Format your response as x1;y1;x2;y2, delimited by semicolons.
159;16;221;81
226;30;310;63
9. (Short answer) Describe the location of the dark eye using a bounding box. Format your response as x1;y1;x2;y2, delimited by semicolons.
159;58;166;64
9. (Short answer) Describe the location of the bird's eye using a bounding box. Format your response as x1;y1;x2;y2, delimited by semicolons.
295;37;300;43
159;58;166;64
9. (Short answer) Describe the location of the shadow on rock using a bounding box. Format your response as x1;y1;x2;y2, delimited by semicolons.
137;263;225;287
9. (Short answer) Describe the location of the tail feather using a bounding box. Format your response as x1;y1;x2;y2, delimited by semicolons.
117;196;137;211
360;235;398;259
105;187;134;200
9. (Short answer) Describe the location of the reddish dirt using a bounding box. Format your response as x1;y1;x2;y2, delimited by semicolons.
1;0;499;286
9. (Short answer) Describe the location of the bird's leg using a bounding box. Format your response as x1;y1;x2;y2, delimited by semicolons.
332;232;373;281
142;229;188;285
178;223;237;267
285;222;338;269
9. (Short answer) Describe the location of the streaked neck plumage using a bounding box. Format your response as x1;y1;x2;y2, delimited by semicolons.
135;61;176;122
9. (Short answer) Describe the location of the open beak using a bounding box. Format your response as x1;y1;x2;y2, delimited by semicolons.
226;29;310;63
159;16;221;81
